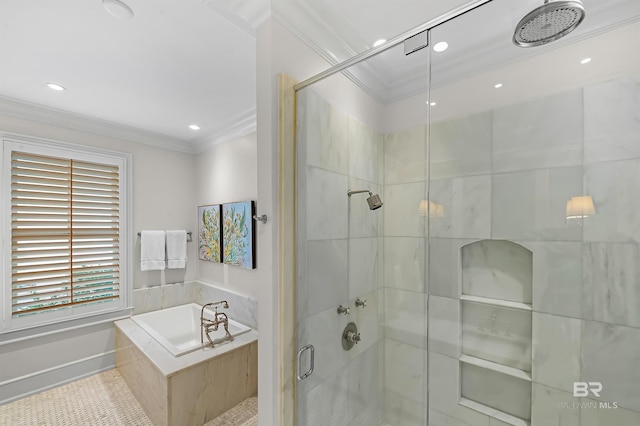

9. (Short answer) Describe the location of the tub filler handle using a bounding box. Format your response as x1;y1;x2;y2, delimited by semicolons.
297;344;315;380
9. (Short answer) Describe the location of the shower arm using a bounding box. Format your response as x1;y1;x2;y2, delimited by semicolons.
347;189;373;197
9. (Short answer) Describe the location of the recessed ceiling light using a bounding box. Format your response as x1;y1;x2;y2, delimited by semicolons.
494;83;503;89
373;39;387;47
189;124;201;131
581;57;592;64
46;83;65;91
102;0;134;19
430;102;437;106
433;41;449;52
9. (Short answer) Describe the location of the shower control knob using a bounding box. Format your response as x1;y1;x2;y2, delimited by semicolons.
337;305;350;315
346;330;361;343
355;298;367;308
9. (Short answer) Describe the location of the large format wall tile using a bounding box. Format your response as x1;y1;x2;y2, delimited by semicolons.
429;175;492;239
303;306;350;384
430;112;492;180
349;116;379;183
529;241;582;319
384;237;425;292
349;238;379;299
492;167;583;241
532;312;581;392
307;239;348;316
583;242;640;327
384;125;427;184
584;75;640;164
306;166;348;240
530;383;579;426
304;365;350;426
298;89;349;175
348;343;382;426
584;159;640;243
492;89;583;173
384;288;426;348
384;339;425;405
581;320;640;412
384;182;426;237
429;296;460;358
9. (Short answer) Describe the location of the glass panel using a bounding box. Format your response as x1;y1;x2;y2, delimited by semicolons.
428;1;640;425
295;38;430;425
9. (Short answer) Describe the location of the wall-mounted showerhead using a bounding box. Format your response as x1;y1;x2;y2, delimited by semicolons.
513;0;586;48
348;189;383;210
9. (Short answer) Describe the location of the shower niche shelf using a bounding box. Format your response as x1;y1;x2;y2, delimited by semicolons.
459;240;533;426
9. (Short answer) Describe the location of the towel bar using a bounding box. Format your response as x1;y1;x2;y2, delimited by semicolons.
137;231;192;242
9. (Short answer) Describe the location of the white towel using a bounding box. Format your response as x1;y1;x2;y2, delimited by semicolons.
166;230;187;269
140;230;166;271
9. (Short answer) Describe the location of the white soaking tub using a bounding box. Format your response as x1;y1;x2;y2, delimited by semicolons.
116;303;258;426
130;303;251;356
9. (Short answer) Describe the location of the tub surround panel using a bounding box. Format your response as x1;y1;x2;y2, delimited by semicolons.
115;329;168;426
132;281;258;331
169;342;257;425
115;318;257;426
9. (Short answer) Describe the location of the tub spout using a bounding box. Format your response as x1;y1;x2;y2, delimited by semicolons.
200;301;233;346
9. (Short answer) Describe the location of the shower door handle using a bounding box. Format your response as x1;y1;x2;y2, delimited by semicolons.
296;344;315;380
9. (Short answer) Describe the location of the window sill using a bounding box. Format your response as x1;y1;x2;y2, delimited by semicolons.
0;307;133;346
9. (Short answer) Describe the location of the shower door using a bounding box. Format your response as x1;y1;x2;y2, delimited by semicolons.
426;0;640;425
294;37;431;425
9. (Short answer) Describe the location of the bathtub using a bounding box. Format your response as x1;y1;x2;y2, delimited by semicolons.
130;303;251;356
115;303;258;426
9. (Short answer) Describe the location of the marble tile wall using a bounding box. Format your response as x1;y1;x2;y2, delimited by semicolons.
424;74;640;425
132;281;258;330
297;72;640;426
296;88;385;425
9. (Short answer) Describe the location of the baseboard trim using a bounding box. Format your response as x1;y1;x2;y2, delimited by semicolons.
0;350;115;405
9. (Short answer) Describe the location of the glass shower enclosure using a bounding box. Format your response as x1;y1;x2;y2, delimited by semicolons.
294;0;640;424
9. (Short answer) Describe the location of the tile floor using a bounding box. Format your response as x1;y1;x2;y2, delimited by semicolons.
0;369;257;425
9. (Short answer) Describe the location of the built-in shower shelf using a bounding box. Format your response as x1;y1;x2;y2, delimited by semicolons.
460;354;532;382
460;295;532;311
459;398;530;426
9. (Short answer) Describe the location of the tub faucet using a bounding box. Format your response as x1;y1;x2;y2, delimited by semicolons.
200;301;233;346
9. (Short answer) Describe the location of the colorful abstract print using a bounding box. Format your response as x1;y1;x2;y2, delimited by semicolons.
198;205;221;262
222;202;254;269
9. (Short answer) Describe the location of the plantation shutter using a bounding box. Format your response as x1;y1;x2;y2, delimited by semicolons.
11;151;120;316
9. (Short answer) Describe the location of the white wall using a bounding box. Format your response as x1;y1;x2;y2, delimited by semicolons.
0;113;197;403
195;133;259;299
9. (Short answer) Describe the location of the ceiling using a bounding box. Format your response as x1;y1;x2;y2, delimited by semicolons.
1;0;639;152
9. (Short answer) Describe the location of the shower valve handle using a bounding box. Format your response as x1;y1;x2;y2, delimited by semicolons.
337;305;350;315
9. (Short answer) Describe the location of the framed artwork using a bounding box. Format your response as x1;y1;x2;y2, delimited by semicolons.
222;201;256;269
198;204;222;262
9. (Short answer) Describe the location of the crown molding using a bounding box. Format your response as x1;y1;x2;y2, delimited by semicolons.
201;0;270;35
192;107;256;152
0;95;195;154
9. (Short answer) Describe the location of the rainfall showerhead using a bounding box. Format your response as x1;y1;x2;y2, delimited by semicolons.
348;189;383;210
513;0;586;48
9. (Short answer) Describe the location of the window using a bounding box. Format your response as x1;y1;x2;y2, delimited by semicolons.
2;136;130;332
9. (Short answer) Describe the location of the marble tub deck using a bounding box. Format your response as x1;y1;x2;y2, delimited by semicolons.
115;318;258;426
